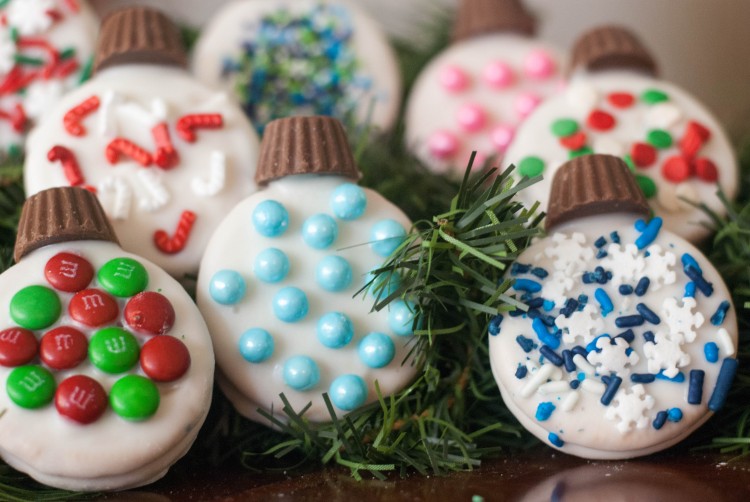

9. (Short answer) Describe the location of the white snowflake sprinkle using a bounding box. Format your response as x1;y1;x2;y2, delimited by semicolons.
544;232;593;276
540;271;574;307
643;330;690;378
605;384;655;434
600;243;645;285
641;245;677;291
661;297;705;343
555;304;604;345
7;0;56;36
586;336;640;376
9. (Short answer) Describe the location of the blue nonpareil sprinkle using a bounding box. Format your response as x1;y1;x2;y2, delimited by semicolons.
577;294;588;308
541;315;557;328
710;301;731;326
594;236;607;248
684;282;696;298
511;263;532;275
635;277;651;296
569;379;580;389
582;273;594;284
535;402;556;421
596;249;608;259
516;335;536;353
656;371;685;383
515;365;528;379
527;297;545;309
618;285;634;296
708;358;739;412
653;410;668;430
615;315;644;328
667;408;683;422
559;298;579;317
531;267;549;279
688;369;705;405
514;278;542;293
572;346;588;358
562;350;576;372
586;334;610;353
643;331;655;343
509;308;525;317
548;432;564;448
540;345;564;366
684;264;714;297
634;217;662;249
617;329;635;343
631;373;656;384
543;300;555;312
488;315;503;336
601;375;622;405
704;342;719;363
681;253;702;275
577;372;586;381
610;231;621;244
527;309;542;320
595;288;613;316
636;303;661;325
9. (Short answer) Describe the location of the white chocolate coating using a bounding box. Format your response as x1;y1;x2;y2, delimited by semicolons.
0;240;214;491
23;65;260;279
505;71;738;243
489;213;738;459
197;175;417;423
405;34;565;178
192;0;401;133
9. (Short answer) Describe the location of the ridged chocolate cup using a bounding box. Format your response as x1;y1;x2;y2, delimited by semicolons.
570;25;657;76
453;0;536;42
545;154;650;232
94;6;187;74
255;116;360;186
15;187;119;263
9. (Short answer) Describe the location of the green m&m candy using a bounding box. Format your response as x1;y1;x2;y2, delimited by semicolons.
97;258;148;298
89;328;140;374
6;365;56;409
110;375;160;421
9;285;61;330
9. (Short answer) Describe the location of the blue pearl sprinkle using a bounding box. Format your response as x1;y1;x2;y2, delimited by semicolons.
209;270;247;305
370;219;407;257
273;287;309;322
548;432;564;448
667;408;683;422
317;312;354;349
330;183;367;220
316;256;353;292
364;268;401;298
252;200;289;237
254;248;290;283
704;342;719;363
388;299;418;336
329;374;367;410
302;214;339;249
535;402;555;421
238;328;275;363
283;355;320;390
358;332;395;368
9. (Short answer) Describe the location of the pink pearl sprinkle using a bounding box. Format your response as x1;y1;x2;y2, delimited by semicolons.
490;125;515;152
457;104;487;132
524;50;556;79
428;131;459;159
483;61;514;88
515;93;541;118
439;65;469;93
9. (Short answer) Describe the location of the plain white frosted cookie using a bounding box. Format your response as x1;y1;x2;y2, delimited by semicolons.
489;212;738;459
192;0;401;132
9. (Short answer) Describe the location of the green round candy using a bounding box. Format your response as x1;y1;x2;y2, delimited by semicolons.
641;89;669;105
9;285;61;330
110;375;160;421
89;328;140;374
647;129;673;149
550;118;579;138
518;156;545;177
568;146;593;159
636;174;658;199
97;258;148;297
7;365;56;409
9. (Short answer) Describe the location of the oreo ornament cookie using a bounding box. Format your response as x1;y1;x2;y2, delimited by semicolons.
23;6;260;279
404;0;565;177
0;187;214;490
505;26;738;243
197;116;417;423
489;155;738;459
192;0;402;133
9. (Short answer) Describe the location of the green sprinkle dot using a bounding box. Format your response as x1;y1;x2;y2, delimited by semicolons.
623;154;636;173
110;375;160;421
9;285;61;330
518;157;545;177
89;328;140;374
6;366;56;409
636;174;658;199
568;146;593;159
97;258;148;297
647;129;673;149
641;89;669;105
550;118;579;138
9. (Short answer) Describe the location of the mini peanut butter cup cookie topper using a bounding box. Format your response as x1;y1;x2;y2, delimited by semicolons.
198;116;418;424
0;186;214;491
0;0;98;155
404;0;566;178
192;0;402;133
505;25;738;244
489;154;738;459
23;6;260;279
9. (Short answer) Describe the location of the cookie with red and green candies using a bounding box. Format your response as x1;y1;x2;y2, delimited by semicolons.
0;187;213;491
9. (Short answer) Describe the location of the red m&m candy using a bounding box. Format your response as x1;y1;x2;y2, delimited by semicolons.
0;328;38;367
55;375;108;425
124;292;175;336
140;336;191;382
40;326;89;370
69;289;119;327
45;253;94;293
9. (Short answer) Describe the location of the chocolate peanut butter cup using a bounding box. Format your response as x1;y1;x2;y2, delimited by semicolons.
571;25;657;76
453;0;536;42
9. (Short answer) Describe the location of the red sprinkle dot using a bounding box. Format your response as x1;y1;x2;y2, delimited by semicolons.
0;328;38;367
55;375;108;425
68;289;119;327
630;143;657;168
124;292;176;336
662;156;693;183
559;131;587;151
607;92;635;109
40;326;89;370
587;110;616;131
140;336;191;382
679;121;712;158
695;158;719;182
45;252;94;292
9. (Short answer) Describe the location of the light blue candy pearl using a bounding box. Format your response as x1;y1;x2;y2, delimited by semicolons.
254;248;290;283
329;374;367;411
358;332;395;368
283;355;320;390
209;270;246;305
302;214;338;249
389;299;417;336
252;200;289;237
370;219;407;257
365;268;401;298
238;328;274;363
330;183;367;220
273;287;309;322
317;312;354;349
316;256;352;292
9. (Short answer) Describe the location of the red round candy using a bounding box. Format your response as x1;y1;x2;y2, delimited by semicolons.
40;326;89;370
559;131;587;151
45;252;94;293
124;292;176;336
140;336;190;382
631;142;657;168
695;158;719;182
607;92;635;109
587;110;616;131
0;328;38;367
662;156;693;183
55;375;108;425
68;288;119;327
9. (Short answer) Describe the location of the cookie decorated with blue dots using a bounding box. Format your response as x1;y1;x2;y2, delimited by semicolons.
489;155;738;459
197;116;417;423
